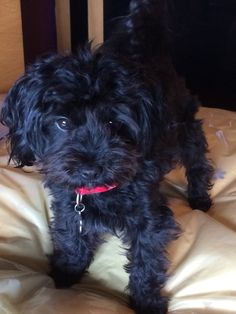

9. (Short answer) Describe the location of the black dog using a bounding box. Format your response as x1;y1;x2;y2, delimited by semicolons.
0;1;213;313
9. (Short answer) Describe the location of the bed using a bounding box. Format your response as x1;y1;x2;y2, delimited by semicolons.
0;92;236;313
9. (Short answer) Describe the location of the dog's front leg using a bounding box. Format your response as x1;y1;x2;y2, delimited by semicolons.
49;215;99;288
127;241;169;314
125;206;179;314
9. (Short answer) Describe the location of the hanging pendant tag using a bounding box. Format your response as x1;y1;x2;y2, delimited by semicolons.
75;203;86;212
74;193;86;233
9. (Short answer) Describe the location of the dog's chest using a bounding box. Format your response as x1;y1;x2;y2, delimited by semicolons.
61;190;145;235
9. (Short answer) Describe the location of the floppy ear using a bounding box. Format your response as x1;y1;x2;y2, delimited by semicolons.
1;77;35;166
0;72;46;167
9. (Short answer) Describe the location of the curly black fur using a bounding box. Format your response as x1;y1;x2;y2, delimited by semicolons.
0;1;213;313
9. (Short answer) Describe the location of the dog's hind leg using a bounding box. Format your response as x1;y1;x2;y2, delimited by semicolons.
179;119;213;211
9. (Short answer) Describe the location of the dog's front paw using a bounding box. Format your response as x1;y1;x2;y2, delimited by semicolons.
133;304;168;314
188;194;212;212
49;268;80;288
131;297;168;314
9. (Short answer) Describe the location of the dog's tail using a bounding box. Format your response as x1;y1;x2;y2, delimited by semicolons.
125;0;171;58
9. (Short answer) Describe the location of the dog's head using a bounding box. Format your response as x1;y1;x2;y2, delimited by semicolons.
1;47;164;189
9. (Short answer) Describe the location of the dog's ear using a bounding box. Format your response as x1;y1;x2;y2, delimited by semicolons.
1;77;35;166
0;70;47;167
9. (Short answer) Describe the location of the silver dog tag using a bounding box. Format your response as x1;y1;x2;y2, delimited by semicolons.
74;194;86;233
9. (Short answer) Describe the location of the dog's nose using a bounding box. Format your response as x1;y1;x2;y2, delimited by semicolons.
80;167;101;180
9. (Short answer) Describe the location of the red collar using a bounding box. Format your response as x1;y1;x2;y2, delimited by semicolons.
75;184;117;196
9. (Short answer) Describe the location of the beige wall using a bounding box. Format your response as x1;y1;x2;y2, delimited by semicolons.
0;0;104;92
88;0;104;48
0;0;24;93
55;0;71;54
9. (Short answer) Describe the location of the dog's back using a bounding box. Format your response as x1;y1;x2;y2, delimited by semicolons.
102;0;170;59
99;0;198;122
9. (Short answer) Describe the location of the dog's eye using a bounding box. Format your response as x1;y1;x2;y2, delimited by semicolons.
56;117;72;131
107;120;122;132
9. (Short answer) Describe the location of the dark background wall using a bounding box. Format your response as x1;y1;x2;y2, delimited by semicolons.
20;0;57;65
103;0;236;111
20;0;236;111
169;0;236;111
